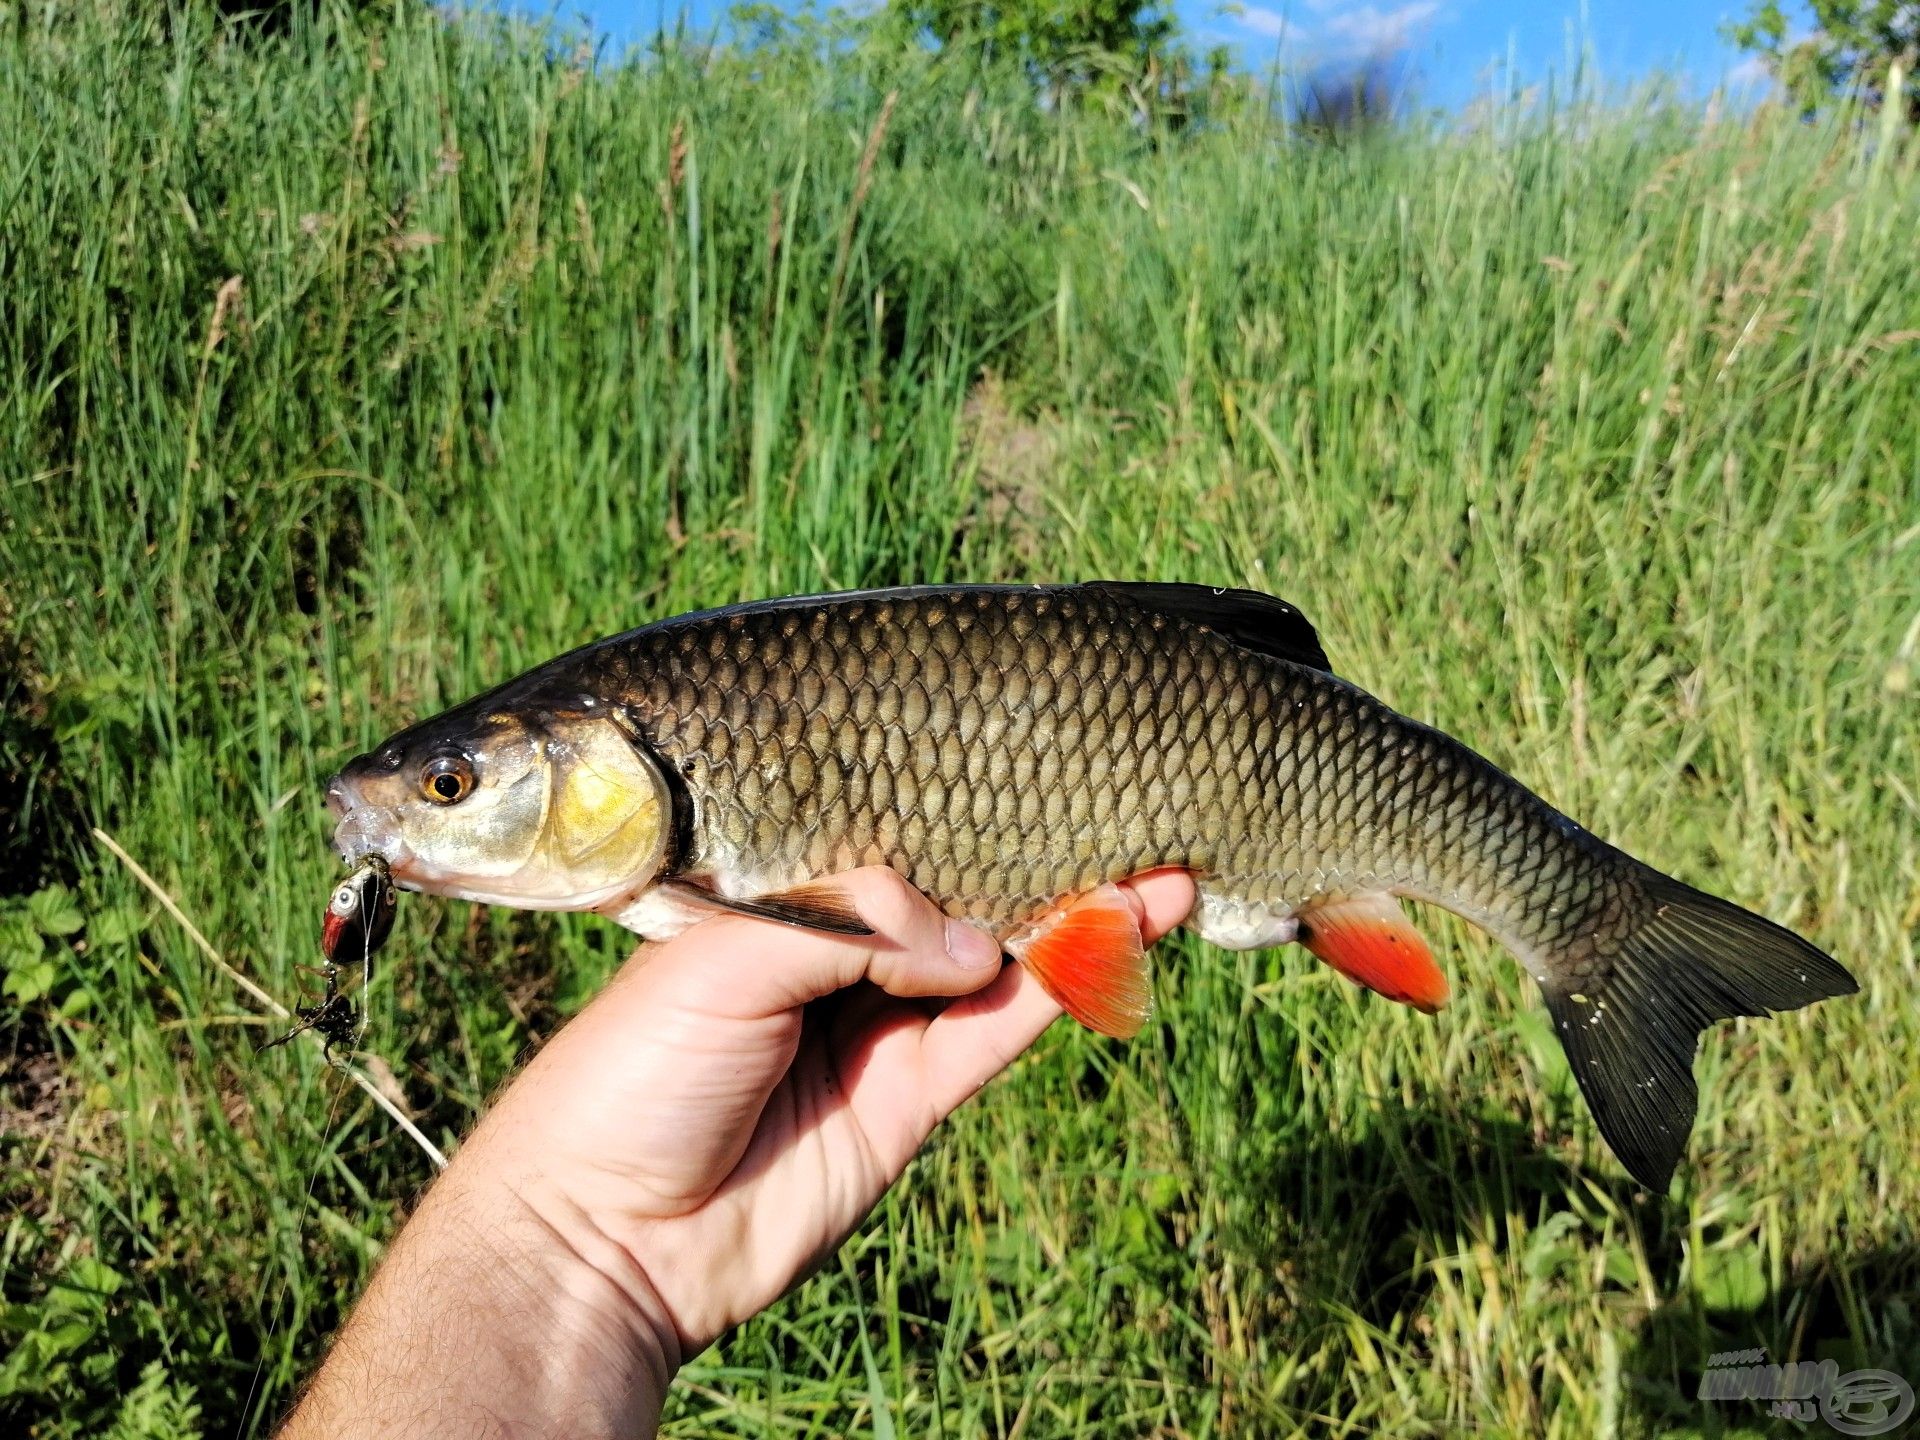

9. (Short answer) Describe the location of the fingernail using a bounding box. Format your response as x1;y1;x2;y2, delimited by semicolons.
946;918;1003;969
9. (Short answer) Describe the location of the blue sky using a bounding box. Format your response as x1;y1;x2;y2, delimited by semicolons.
547;1;1783;109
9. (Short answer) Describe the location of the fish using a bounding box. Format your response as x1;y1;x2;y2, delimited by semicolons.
324;582;1856;1189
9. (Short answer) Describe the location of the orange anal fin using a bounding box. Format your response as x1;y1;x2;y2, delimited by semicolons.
1298;893;1448;1013
1005;883;1151;1038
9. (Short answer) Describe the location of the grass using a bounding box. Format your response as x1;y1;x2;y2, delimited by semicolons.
2;4;1918;1435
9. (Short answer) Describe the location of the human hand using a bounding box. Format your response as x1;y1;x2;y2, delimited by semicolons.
472;865;1196;1354
281;866;1195;1440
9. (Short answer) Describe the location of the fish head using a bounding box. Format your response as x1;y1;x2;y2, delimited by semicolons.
326;698;671;911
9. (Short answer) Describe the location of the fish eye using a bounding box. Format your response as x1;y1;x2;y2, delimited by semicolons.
330;883;358;916
421;756;474;805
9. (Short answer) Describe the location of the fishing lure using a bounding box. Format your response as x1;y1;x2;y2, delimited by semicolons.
262;856;397;1061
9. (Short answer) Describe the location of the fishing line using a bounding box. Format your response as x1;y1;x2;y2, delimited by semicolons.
237;878;391;1438
235;1071;348;1439
88;833;439;1431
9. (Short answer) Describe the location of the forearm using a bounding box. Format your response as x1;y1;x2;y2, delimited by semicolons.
279;1165;678;1440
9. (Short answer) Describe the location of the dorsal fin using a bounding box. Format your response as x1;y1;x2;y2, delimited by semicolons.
1086;582;1332;674
600;582;1332;676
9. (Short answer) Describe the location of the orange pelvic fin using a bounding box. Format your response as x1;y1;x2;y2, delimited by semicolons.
1297;893;1448;1013
1006;883;1151;1038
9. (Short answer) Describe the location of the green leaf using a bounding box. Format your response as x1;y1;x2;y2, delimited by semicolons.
1523;1211;1583;1281
27;885;84;937
0;915;42;970
107;1359;204;1440
47;670;140;746
79;1351;116;1385
39;1319;93;1357
1695;1245;1769;1313
64;1257;128;1297
3;959;57;1004
1603;1242;1645;1290
87;903;145;948
1143;1171;1181;1212
0;1331;67;1396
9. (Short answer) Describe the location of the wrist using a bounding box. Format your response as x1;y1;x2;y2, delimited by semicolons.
493;1166;686;1392
282;1162;680;1440
431;1163;684;1433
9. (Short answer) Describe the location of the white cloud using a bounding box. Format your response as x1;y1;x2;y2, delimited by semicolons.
1316;1;1441;58
1235;4;1290;39
1227;1;1444;60
1725;53;1774;91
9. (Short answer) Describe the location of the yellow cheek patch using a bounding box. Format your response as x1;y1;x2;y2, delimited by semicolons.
545;726;668;884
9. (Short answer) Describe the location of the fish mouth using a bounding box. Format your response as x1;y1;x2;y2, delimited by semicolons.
330;800;411;871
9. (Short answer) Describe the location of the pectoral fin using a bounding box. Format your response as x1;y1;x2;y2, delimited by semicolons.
660;879;874;936
1298;893;1448;1013
1005;883;1151;1038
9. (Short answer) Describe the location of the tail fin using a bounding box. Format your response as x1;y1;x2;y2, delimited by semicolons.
1544;873;1856;1192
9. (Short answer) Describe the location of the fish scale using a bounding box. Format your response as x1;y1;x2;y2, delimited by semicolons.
327;581;1856;1190
610;587;1606;946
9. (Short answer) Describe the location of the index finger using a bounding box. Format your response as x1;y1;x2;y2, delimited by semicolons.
1125;866;1200;946
643;867;1006;1021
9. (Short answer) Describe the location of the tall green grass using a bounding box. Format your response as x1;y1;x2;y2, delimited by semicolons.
3;5;1917;1436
